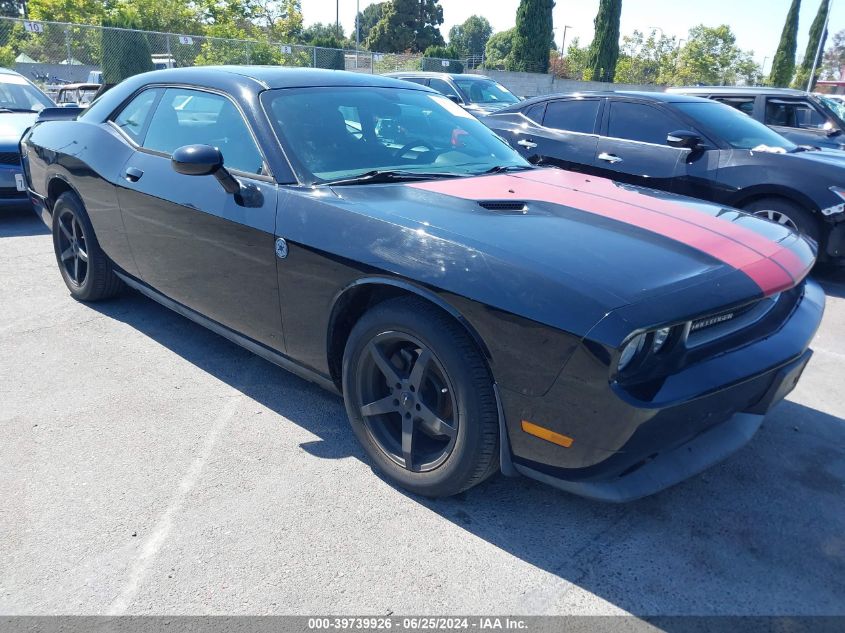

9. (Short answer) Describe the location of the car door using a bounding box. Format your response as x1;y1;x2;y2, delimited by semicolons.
762;96;839;148
114;86;284;352
591;99;689;193
508;97;601;173
428;77;464;105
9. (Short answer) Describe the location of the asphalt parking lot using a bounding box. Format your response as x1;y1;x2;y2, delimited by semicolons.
1;206;844;616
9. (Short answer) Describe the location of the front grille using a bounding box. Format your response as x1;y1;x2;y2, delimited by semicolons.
687;294;781;347
0;152;20;166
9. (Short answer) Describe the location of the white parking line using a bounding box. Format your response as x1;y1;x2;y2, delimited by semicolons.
107;392;244;614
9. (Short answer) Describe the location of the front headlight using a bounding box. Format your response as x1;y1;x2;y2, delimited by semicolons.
618;333;646;371
652;327;671;352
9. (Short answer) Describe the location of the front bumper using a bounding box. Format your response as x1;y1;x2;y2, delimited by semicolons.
0;163;29;210
499;279;825;502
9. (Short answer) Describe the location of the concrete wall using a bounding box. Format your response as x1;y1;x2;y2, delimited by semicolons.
475;69;663;98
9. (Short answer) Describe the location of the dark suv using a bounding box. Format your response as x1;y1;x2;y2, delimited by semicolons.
667;86;845;151
483;91;845;263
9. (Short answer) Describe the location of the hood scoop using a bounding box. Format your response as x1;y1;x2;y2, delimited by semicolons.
478;200;528;214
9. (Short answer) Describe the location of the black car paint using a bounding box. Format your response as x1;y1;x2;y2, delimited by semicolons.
484;91;845;261
21;68;823;500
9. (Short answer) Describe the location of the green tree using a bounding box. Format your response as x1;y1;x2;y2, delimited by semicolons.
792;0;829;89
302;22;352;47
107;0;202;35
355;2;385;47
822;28;845;79
674;24;760;85
769;0;801;86
614;29;677;84
101;16;154;84
510;0;554;73
366;0;444;53
586;0;622;82
483;28;515;68
448;15;492;59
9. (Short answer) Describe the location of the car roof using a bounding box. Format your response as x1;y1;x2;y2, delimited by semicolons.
134;66;436;91
507;90;712;110
0;67;22;77
667;86;812;96
383;72;493;81
59;83;100;90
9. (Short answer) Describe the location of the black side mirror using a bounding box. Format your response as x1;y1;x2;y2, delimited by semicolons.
667;130;702;149
171;144;263;207
446;94;462;104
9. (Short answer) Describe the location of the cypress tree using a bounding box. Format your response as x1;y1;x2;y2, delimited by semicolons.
101;18;155;86
509;0;554;73
586;0;622;82
793;0;829;89
769;0;801;87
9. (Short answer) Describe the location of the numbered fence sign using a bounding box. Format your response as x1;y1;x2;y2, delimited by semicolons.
178;36;193;45
441;60;450;67
373;54;384;62
280;45;292;54
24;21;44;34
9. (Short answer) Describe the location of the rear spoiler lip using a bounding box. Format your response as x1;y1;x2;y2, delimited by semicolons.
35;106;84;123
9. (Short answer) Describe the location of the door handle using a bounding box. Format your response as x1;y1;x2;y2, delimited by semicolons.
123;166;144;182
598;152;623;164
517;138;538;149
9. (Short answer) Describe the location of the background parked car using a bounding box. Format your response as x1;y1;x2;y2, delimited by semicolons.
54;83;100;108
0;67;54;210
384;72;520;115
667;87;845;151
483;91;845;263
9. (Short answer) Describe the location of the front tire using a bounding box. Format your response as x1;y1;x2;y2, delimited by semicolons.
742;197;821;244
52;191;123;301
342;297;499;497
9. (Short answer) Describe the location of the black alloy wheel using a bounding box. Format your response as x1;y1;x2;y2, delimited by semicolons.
342;297;499;497
354;331;459;472
55;206;89;288
51;191;124;301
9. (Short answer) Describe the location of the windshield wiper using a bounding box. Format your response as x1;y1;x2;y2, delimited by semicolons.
480;164;536;175
323;170;466;186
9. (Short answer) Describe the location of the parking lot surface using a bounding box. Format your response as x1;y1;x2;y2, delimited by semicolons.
1;207;844;616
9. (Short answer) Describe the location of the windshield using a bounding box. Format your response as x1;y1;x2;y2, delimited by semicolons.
674;101;797;151
262;86;528;184
820;95;845;120
453;79;519;105
0;74;53;112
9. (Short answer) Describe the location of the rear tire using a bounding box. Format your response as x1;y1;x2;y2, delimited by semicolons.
342;297;499;497
742;197;821;244
52;191;123;301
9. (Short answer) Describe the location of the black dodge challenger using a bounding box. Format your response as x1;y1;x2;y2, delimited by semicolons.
21;67;824;501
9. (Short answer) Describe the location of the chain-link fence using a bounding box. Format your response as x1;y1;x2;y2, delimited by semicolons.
0;16;475;97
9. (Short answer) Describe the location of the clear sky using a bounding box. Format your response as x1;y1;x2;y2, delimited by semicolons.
303;0;845;73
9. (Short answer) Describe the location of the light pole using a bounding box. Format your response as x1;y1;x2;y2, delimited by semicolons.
355;0;360;69
807;0;833;91
560;25;573;56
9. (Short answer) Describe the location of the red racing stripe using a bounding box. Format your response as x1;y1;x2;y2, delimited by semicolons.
515;169;813;283
408;172;802;295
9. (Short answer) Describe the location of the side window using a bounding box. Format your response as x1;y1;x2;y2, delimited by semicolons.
428;78;460;100
766;99;827;129
112;89;160;143
523;103;546;124
713;97;754;116
607;101;680;145
143;88;265;175
542;99;600;134
402;77;429;86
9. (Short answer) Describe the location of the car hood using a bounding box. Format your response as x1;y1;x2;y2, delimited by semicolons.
0;112;38;148
328;168;815;338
